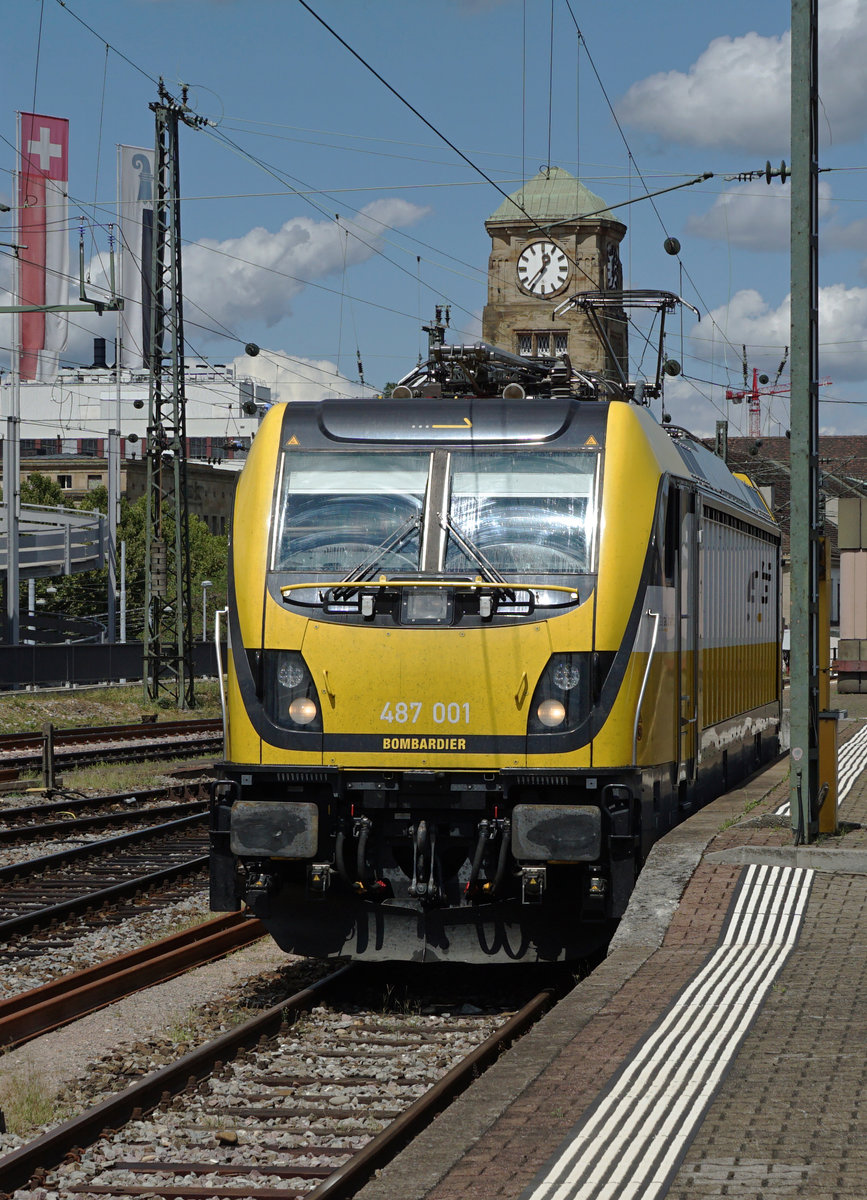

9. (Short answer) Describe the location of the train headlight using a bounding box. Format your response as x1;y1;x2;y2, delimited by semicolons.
527;653;592;737
537;699;567;727
288;697;318;725
278;660;305;689
553;661;582;691
263;650;323;732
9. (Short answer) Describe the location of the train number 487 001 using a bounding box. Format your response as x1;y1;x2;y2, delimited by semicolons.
379;701;471;725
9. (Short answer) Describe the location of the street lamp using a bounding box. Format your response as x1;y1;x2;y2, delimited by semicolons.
201;580;212;643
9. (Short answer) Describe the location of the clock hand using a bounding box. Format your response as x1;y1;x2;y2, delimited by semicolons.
526;254;552;289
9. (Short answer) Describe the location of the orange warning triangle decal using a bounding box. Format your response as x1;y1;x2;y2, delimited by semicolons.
287;435;299;445
584;435;599;446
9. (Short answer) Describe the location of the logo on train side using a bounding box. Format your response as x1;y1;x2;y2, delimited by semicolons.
746;560;773;624
382;736;467;750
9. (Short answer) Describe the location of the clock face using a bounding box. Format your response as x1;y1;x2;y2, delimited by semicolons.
516;240;570;297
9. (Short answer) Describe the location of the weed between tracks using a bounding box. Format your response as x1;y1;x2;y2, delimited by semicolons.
0;1061;71;1136
0;681;223;735
0;958;331;1141
0;756;214;799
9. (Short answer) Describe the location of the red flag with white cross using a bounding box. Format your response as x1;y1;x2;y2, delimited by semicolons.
18;113;70;381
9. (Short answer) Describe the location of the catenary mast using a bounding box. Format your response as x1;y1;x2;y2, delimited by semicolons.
142;82;206;708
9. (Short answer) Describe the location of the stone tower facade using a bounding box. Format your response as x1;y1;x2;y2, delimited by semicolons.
481;167;627;379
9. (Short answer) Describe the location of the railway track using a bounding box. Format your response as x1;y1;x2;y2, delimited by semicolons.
0;911;265;1050
0;966;555;1198
0;787;208;848
0;814;208;943
0;717;222;775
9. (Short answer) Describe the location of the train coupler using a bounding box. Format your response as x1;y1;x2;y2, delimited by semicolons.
521;865;546;904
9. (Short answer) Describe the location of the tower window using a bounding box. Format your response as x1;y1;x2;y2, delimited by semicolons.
515;331;569;358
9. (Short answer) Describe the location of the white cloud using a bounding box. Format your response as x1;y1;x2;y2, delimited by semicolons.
447;308;484;344
618;0;867;154
235;349;375;404
686;179;833;250
698;283;867;384
183;198;429;334
0;196;431;373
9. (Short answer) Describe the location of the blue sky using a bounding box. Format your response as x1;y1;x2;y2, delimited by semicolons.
2;0;866;437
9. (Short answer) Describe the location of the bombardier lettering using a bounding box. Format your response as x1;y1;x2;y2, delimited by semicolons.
382;736;467;751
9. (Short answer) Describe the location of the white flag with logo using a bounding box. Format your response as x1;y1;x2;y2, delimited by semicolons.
118;145;155;368
18;112;69;381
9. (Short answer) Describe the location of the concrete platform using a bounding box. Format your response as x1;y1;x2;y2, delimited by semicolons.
358;695;867;1200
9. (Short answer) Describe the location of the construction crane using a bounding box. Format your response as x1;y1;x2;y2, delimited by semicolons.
726;347;830;437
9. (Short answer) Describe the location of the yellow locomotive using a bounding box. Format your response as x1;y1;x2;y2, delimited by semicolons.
210;302;781;962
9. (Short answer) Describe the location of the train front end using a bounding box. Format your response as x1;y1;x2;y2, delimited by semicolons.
210;393;673;962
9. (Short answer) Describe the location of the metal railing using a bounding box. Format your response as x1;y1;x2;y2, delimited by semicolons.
0;504;107;578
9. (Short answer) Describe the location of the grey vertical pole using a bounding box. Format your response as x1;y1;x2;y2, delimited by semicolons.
4;415;20;644
107;428;120;642
715;419;728;463
789;0;820;842
120;538;127;643
4;215;21;644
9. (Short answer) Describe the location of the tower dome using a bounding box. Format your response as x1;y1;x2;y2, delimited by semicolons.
487;166;615;225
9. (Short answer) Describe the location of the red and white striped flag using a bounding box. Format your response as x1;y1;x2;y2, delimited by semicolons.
18;112;70;381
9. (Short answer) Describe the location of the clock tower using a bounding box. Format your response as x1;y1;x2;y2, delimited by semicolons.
482;166;627;379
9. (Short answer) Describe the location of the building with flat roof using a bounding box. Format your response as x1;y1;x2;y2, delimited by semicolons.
3;339;270;466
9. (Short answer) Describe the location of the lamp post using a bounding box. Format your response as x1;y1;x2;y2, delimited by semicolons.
201;580;212;643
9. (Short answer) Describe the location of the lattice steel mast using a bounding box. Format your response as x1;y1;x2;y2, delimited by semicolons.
142;82;206;708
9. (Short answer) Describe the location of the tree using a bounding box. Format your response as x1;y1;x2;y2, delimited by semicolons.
20;472;66;507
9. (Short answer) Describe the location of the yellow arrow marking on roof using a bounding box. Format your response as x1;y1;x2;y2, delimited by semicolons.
432;417;473;429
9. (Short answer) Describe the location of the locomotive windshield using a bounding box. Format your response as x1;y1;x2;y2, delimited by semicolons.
272;447;598;577
273;451;428;573
446;451;596;575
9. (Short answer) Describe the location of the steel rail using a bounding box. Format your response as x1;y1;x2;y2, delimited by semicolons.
0;854;209;942
0;814;208;941
0;912;265;1050
0;965;355;1195
0;719;222;773
0;812;206;884
0;786;194;823
0;718;222;756
0;799;207;845
303;986;555;1199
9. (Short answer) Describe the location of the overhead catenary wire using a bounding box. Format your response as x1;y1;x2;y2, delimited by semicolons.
16;0;743;387
27;4;486;369
562;0;759;412
14;0;846;431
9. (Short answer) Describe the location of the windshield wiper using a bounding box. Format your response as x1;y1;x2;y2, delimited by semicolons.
438;512;516;600
331;513;421;599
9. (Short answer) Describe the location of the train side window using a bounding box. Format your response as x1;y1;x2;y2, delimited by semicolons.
663;485;680;586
